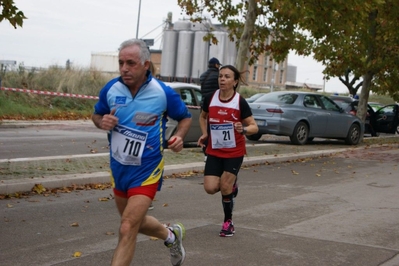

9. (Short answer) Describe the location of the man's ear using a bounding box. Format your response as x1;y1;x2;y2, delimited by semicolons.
144;60;150;70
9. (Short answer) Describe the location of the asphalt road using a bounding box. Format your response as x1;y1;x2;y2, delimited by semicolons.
0;121;109;159
1;146;399;266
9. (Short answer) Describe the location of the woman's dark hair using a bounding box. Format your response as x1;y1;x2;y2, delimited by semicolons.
219;65;248;89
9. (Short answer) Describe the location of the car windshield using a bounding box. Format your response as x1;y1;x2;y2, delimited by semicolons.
255;93;298;104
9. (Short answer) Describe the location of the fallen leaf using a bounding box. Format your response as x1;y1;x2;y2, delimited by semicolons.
32;184;46;194
7;204;13;208
291;170;299;175
70;222;79;227
149;236;158;240
162;203;169;207
73;251;82;257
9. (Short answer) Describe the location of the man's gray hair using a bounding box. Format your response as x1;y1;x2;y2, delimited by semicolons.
118;39;150;64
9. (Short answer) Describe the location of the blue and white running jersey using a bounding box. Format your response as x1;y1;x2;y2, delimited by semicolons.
94;73;191;191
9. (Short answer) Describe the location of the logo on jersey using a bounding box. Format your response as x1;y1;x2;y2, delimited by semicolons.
133;112;158;126
114;96;127;106
218;109;228;116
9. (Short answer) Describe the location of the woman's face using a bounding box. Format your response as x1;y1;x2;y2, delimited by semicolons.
218;68;238;91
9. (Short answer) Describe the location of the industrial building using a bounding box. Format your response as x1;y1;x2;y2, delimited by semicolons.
90;16;322;91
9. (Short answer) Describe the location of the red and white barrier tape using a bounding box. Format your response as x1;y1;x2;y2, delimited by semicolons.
0;87;99;99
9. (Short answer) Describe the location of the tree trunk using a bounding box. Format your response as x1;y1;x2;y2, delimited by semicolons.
357;73;372;122
235;0;257;92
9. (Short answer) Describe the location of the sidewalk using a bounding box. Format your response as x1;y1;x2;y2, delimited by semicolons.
0;142;371;195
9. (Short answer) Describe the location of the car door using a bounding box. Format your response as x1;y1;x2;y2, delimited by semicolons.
302;95;327;136
319;96;351;137
179;87;202;141
372;104;399;134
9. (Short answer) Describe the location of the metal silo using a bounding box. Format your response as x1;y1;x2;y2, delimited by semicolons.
209;31;228;65
173;20;191;31
191;31;209;83
175;30;194;82
225;36;237;66
160;30;178;81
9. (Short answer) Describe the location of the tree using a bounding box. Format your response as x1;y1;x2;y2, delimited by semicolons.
0;0;27;28
178;0;399;123
267;0;399;121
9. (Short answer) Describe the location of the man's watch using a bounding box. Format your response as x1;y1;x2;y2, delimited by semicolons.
241;127;247;135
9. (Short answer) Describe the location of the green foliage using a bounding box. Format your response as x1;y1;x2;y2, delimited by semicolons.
178;0;399;122
0;0;27;28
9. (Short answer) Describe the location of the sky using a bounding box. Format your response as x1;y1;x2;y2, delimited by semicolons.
1;0;347;93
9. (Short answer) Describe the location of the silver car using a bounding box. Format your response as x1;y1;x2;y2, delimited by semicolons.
164;82;202;144
248;91;363;145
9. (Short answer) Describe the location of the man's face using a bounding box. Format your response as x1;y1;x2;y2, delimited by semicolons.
118;45;149;89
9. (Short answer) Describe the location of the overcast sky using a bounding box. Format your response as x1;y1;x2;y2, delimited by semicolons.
1;0;347;93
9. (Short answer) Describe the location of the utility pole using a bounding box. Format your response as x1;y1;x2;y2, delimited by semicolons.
136;0;142;39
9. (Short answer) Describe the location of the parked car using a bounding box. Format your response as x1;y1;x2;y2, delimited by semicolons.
164;82;202;144
330;95;399;136
368;102;383;111
248;91;363;145
245;93;266;103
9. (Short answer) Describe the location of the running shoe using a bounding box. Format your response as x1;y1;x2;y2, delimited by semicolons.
165;223;186;266
148;202;154;210
219;219;235;237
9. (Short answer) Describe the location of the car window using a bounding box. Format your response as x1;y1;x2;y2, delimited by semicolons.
320;96;341;111
180;89;196;106
256;93;298;104
303;95;322;108
194;89;202;107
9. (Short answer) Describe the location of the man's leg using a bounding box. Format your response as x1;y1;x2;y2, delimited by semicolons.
111;194;154;265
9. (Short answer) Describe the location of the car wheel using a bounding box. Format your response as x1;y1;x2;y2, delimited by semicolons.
289;122;309;145
246;133;262;141
345;123;361;145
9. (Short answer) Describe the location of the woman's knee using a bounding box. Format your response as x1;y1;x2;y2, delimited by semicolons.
204;185;219;194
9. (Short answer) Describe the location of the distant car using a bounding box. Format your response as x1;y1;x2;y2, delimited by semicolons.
164;82;202;144
248;91;363;145
330;95;399;136
245;93;266;103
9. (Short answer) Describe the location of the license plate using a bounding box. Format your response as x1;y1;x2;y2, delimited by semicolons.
256;119;266;126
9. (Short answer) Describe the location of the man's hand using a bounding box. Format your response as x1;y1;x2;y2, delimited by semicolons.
101;108;118;130
168;136;184;152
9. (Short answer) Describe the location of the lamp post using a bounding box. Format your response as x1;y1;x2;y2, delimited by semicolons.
135;0;142;39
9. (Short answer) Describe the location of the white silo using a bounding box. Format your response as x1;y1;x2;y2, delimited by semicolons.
160;30;178;81
191;31;209;83
224;35;237;66
209;31;228;65
175;30;194;82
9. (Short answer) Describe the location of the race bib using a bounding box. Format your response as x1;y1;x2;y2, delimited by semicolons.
210;123;236;149
111;125;148;165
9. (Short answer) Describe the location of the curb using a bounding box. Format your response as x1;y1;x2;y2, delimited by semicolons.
0;148;347;195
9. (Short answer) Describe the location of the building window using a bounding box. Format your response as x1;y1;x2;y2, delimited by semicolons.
252;66;258;81
280;69;284;84
263;67;268;82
